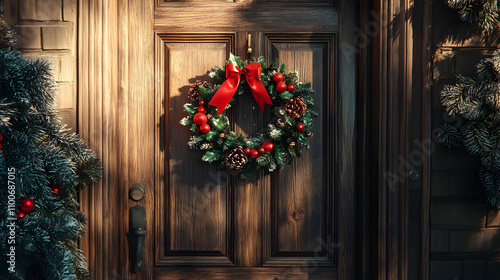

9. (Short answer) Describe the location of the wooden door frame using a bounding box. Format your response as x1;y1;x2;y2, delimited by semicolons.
363;0;432;279
76;0;431;279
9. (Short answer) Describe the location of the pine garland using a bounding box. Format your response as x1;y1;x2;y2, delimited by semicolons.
0;19;102;279
446;0;499;33
181;54;316;178
440;51;500;208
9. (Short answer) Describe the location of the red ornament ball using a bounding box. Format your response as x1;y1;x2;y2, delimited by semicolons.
0;134;3;142
193;113;208;125
17;212;26;220
259;147;265;154
52;187;60;195
199;123;211;134
276;82;287;93
264;142;274;152
19;198;34;213
198;106;206;114
244;148;251;156
297;123;305;131
199;100;205;106
250;149;259;159
287;84;295;92
273;72;284;83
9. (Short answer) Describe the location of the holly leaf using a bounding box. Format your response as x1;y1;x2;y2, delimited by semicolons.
224;140;235;149
268;84;275;95
211;115;229;130
279;91;294;100
302;96;314;106
300;82;312;89
270;58;279;68
302;113;313;127
204;130;217;140
183;103;197;115
179;116;193;126
202;151;223;163
298;133;309;148
274;145;285;168
278;63;286;73
229;53;242;68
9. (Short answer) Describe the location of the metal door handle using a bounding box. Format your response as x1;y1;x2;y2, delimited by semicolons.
130;205;146;273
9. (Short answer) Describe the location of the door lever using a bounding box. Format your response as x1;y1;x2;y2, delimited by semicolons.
130;205;146;273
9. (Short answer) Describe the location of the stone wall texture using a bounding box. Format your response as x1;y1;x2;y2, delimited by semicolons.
4;0;77;130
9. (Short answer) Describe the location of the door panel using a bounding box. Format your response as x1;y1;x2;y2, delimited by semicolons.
274;42;329;253
167;43;228;252
264;35;335;267
159;36;235;266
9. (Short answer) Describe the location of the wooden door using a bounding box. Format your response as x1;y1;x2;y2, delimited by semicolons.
151;1;357;279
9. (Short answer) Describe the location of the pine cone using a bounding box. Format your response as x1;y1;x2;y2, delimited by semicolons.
285;97;307;118
225;146;248;170
187;80;208;100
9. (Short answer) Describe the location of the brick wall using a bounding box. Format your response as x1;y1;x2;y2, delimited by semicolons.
430;1;500;279
3;0;77;130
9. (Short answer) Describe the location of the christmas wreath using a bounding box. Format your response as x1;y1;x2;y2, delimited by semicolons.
180;54;316;178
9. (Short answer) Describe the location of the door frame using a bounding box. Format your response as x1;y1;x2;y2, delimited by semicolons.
76;0;430;279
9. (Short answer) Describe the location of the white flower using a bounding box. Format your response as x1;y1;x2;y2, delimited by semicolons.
256;156;267;165
209;72;216;78
179;117;190;126
188;136;198;148
270;129;281;140
201;143;210;150
268;160;277;172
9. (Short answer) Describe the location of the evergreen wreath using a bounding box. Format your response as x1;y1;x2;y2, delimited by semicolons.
439;51;500;208
180;54;316;178
446;0;499;34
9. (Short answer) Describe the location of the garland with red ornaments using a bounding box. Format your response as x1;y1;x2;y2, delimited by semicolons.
180;54;316;178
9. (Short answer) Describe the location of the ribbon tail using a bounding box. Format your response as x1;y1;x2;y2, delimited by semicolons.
209;76;240;115
247;77;273;112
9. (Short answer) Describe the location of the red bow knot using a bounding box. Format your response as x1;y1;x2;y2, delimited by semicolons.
209;62;272;115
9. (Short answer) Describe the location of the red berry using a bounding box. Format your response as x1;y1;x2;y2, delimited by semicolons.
17;212;26;220
199;100;205;106
244;148;251;156
250;149;259;159
276;82;287;93
259;147;265;154
0;143;2;149
264;142;274;152
193;113;208;125
273;73;284;83
287;84;295;92
297;123;305;131
0;134;3;142
198;106;206;114
52;188;60;195
199;123;210;134
19;198;34;213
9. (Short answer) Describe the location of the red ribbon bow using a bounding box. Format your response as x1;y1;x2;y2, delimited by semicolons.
209;62;272;115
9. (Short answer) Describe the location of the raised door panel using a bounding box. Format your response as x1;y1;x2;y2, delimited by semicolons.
158;35;235;266
264;34;336;266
